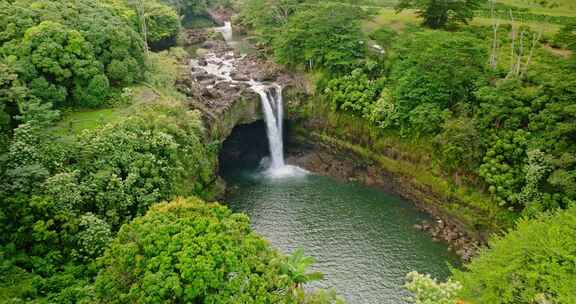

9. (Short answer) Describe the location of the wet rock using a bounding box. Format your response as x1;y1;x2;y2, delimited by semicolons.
201;88;214;98
230;72;250;82
200;79;216;86
192;70;207;78
365;175;376;186
182;29;209;46
202;41;219;49
207;8;233;26
421;221;431;231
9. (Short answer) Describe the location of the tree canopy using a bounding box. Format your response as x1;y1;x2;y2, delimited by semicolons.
453;206;576;303
396;0;482;29
273;3;365;73
95;197;298;303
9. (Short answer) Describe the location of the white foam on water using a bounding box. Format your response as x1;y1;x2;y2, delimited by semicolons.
263;165;309;179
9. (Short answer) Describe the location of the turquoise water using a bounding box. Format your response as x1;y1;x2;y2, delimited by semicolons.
223;168;459;304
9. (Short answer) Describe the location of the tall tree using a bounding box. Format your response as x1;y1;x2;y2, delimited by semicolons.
395;0;481;29
273;3;366;73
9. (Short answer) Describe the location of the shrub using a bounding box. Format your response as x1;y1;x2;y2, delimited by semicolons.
95;197;303;303
405;271;462;304
453;206;576;304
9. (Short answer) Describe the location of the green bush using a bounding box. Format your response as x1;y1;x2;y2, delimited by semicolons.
369;26;397;50
453;206;576;304
95;197;323;303
324;68;385;118
145;1;181;48
0;0;181;110
389;30;486;134
273;3;366;73
552;22;576;50
405;271;462;304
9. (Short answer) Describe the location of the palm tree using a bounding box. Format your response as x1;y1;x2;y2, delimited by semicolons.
281;247;324;289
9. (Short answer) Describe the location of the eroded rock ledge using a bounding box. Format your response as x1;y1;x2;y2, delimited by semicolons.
176;30;297;141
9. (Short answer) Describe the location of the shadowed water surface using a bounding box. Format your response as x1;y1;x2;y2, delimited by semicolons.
224;168;459;304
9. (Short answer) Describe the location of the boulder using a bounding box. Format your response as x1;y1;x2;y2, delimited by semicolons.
230;71;250;82
202;41;218;49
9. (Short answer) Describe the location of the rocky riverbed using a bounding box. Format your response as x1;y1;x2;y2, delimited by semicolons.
176;26;295;140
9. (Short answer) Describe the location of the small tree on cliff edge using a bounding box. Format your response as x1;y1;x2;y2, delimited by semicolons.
396;0;481;29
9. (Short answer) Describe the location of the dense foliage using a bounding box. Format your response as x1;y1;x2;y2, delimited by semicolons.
404;271;462;304
0;0;179;115
240;1;366;73
273;3;366;73
453;206;576;303
0;100;217;301
95;197;337;303
388;30;486;136
395;0;482;29
553;22;576;51
144;1;182;48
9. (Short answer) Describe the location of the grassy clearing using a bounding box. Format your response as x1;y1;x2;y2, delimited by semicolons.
363;8;419;32
51;107;128;138
363;8;562;36
471;15;561;37
498;0;576;17
49;85;164;140
355;0;576;17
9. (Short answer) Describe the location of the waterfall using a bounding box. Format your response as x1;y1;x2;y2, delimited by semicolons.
192;20;307;178
253;84;285;169
215;22;233;43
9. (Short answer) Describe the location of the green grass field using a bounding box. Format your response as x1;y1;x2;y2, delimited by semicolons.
363;7;564;37
363;8;560;35
49;86;163;139
51;107;127;138
359;0;575;35
498;0;576;17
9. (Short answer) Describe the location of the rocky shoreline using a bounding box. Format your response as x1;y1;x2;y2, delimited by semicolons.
286;143;482;261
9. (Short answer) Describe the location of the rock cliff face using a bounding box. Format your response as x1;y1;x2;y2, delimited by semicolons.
206;8;233;26
176;29;302;142
175;39;262;140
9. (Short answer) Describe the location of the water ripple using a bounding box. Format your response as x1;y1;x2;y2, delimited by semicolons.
226;171;459;304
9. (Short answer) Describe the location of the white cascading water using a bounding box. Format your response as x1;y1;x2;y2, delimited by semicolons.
191;21;306;178
215;22;233;44
252;84;285;169
252;84;306;178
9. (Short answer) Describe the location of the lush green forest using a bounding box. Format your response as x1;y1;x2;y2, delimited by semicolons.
1;0;575;303
0;0;339;302
238;0;576;302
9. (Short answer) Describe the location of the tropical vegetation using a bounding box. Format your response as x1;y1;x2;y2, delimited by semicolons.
239;0;576;302
1;0;575;303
